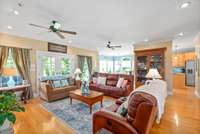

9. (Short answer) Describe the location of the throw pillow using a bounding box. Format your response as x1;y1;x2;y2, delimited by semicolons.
116;78;124;88
116;101;128;117
52;80;61;88
122;80;128;88
93;77;97;84
97;77;106;85
61;79;69;87
67;77;75;86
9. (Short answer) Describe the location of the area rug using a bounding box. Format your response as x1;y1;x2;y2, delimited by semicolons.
41;98;114;134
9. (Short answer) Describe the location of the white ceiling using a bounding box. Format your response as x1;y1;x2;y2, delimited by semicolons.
0;0;200;53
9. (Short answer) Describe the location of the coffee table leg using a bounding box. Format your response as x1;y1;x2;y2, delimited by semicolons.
89;105;92;114
70;97;72;105
100;100;103;108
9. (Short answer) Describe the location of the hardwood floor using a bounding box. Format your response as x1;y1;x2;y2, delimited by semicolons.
13;88;200;134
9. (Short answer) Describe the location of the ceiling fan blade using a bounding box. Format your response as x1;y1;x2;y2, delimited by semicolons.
29;23;49;30
114;45;122;48
55;31;65;39
59;29;77;35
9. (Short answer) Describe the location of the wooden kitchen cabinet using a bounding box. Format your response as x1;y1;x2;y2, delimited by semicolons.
173;52;195;67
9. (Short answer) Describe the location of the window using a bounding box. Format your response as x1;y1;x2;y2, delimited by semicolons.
99;55;132;74
61;57;71;76
41;56;56;77
37;51;74;81
0;49;22;87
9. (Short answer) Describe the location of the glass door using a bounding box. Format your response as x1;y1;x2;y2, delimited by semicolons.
36;51;74;82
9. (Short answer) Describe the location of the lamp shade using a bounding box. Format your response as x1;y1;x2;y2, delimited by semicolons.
74;68;82;74
146;68;162;79
2;68;17;76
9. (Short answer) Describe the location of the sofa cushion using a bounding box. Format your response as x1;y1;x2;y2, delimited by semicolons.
61;79;69;87
116;78;124;88
106;80;117;86
122;80;128;88
67;77;75;86
97;77;106;85
107;75;118;81
52;80;61;88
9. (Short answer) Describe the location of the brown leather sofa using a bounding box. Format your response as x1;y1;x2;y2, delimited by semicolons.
39;79;81;102
93;92;157;134
89;73;134;98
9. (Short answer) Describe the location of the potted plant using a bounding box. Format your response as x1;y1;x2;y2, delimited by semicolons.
0;92;25;134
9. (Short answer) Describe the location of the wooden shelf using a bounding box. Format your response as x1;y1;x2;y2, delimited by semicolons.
135;48;166;87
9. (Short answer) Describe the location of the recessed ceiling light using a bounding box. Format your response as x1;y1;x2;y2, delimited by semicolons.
14;10;19;15
144;38;149;42
7;26;13;30
179;32;184;36
180;2;191;9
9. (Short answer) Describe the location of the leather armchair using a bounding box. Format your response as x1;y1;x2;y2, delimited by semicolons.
93;92;157;134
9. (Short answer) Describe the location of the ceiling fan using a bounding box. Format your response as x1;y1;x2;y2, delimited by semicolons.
29;20;77;39
106;41;122;50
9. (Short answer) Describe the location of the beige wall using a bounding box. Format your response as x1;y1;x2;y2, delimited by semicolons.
195;33;200;97
0;32;99;93
134;41;173;94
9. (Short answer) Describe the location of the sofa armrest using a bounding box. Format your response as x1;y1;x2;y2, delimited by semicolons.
93;110;138;134
75;80;81;88
125;85;132;96
39;83;52;101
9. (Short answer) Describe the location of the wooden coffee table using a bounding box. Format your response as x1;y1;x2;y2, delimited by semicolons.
69;89;104;114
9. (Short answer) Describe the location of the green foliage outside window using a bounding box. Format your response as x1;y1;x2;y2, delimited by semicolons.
42;56;55;76
61;58;70;76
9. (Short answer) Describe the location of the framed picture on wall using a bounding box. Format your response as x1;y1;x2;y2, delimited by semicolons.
48;42;67;53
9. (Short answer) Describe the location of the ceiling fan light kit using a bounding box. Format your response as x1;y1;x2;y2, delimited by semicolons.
29;20;77;39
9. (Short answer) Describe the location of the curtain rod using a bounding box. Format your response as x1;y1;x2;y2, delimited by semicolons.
0;45;33;50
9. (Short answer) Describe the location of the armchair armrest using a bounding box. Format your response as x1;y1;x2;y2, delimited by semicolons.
116;97;127;105
93;110;138;134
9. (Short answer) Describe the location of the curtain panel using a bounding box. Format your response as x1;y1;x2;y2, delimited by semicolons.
0;46;9;76
77;55;92;75
11;48;33;98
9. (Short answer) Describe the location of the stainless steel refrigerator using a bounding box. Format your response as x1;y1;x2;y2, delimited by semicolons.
185;60;195;86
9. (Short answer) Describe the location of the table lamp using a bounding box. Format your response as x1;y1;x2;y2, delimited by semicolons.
74;68;82;80
3;68;17;87
146;68;162;80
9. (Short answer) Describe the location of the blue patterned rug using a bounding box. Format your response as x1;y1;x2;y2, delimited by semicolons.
41;98;114;134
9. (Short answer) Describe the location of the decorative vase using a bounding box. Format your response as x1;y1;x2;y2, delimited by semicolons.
0;119;14;134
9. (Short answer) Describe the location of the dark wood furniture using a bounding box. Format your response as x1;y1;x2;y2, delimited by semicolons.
0;84;30;104
69;89;104;114
135;48;166;87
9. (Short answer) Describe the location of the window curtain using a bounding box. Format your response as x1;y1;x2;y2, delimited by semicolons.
11;48;33;98
78;55;92;76
86;56;92;75
78;55;86;72
0;46;9;76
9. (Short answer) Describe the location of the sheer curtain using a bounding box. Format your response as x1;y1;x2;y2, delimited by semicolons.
11;48;33;98
0;46;9;76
